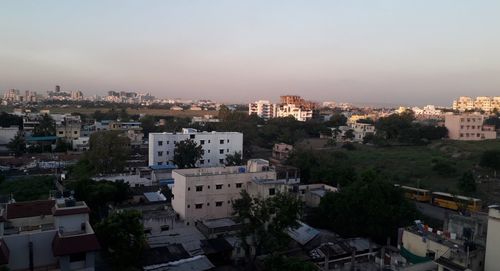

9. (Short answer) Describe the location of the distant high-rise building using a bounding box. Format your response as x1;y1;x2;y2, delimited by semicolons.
55;85;60;92
249;100;277;120
70;90;83;101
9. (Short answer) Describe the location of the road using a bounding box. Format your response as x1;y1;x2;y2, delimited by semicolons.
414;201;457;222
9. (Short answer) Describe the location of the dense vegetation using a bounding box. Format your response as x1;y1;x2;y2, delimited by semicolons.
0;175;54;201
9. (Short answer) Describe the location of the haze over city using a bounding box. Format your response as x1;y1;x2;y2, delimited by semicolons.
1;0;500;105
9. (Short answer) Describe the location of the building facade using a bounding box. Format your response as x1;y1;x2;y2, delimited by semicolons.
444;113;496;141
453;96;500;112
248;100;277;120
171;159;291;225
276;104;313;122
148;129;243;168
485;206;500;271
0;199;99;270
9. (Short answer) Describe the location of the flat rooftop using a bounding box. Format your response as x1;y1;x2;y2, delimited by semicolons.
174;165;273;177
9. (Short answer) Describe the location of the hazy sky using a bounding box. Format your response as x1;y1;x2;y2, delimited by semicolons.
1;1;500;106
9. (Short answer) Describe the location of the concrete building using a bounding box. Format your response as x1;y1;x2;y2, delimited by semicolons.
70;91;83;101
348;122;375;142
171;159;294;224
271;143;293;163
401;222;484;271
148;129;243;168
72;136;89;152
56;115;82;141
485;206;500;271
276;104;313;122
248;100;277;120
0;199;99;270
453;96;500;112
444;113;496;141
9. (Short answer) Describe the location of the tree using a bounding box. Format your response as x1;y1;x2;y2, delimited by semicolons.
86;131;130;174
225;151;243;166
232;191;303;267
54;139;70;152
7;131;26;156
33;114;56;136
0;112;22;127
139;115;158;136
375;111;414;142
95;210;145;270
312;170;418;244
480;150;500;178
263;254;317;271
458;171;476;195
343;129;355;141
173;139;203;169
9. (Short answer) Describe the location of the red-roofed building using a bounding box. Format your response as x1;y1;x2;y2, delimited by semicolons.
0;199;99;270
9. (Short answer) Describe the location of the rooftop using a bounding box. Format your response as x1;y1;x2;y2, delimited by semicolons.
6;200;55;219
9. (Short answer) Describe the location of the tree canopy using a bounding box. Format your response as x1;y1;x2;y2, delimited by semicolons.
7;131;26;156
85;131;131;174
95;210;145;270
311;170;418;244
173;139;203;169
33;114;56;136
225;151;243;166
232;190;303;266
457;171;476;195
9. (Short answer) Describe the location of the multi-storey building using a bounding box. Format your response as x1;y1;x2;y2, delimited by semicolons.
444;113;496;140
171;159;296;224
0;199;99;270
148;128;243;168
70;90;83;101
348;122;375;142
453;96;500;112
56;115;82;141
248;100;277;120
276;104;313;121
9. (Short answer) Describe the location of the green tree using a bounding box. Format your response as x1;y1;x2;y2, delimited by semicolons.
139;115;158;136
458;171;476;195
95;210;145;270
225;151;243;166
33;114;56;136
313;170;418;244
343;129;355;141
173;139;203;169
54;139;70;152
232;191;303;267
480;150;500;178
86;131;131;174
7;131;26;156
0;112;23;127
375;111;415;142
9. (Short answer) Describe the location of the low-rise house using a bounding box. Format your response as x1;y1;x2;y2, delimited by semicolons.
0;199;99;270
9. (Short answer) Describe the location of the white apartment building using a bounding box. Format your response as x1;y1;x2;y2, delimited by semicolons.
348;122;375;142
276;104;313;122
171;159;294;225
453;96;500;112
248;100;277;120
444;113;497;141
148;128;243;168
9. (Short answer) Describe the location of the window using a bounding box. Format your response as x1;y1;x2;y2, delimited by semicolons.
216;201;223;207
74;131;78;134
195;203;203;209
157;162;162;165
166;151;170;155
167;141;170;144
208;140;211;143
207;202;210;206
236;183;242;188
269;188;276;196
200;160;205;165
188;187;191;191
208;150;211;154
158;151;163;156
190;134;195;139
228;184;231;188
208;159;210;163
196;185;203;192
227;149;229;152
58;131;63;135
227;139;230;143
219;149;224;154
200;140;205;145
158;141;163;146
219;159;224;164
220;139;224;144
216;184;223;190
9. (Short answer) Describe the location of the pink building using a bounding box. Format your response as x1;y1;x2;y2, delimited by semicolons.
445;113;497;141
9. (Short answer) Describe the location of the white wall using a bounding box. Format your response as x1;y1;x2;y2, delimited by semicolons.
149;131;243;167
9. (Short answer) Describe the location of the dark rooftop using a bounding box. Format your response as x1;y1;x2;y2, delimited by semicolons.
6;200;55;219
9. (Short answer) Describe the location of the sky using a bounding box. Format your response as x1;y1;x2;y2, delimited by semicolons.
1;1;500;106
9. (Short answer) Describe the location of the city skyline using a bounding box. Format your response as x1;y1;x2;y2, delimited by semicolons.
1;1;500;105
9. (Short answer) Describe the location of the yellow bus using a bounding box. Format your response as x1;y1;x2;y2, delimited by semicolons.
397;185;432;202
431;192;482;212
